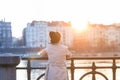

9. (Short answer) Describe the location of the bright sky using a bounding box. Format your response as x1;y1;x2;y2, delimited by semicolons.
0;0;120;38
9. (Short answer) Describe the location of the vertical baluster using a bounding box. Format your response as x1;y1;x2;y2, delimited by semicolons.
27;59;31;80
92;62;96;80
112;59;116;80
71;58;74;80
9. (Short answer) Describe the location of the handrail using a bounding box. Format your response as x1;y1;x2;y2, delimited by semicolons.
16;56;120;80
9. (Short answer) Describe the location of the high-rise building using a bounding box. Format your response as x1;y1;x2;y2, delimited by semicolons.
0;20;12;48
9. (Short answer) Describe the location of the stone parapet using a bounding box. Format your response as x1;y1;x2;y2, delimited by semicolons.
0;53;20;80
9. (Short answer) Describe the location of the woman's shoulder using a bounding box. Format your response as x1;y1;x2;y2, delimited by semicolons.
59;44;68;49
47;43;68;49
47;43;53;46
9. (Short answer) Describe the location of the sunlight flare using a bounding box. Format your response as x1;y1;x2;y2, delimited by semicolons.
72;20;88;32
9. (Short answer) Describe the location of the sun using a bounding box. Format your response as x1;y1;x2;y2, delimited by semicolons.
72;20;88;32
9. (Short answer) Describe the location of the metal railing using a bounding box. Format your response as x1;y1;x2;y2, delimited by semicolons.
16;56;120;80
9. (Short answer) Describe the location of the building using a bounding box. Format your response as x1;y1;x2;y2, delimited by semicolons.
74;23;120;51
24;21;48;48
0;20;12;48
48;21;73;47
23;21;73;48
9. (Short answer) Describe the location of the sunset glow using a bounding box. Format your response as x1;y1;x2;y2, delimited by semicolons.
72;20;88;32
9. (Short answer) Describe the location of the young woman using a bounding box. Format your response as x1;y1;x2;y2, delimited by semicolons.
39;31;71;80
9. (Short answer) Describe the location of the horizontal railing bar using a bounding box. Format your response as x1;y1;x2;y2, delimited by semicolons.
71;57;120;59
16;67;71;69
21;56;120;60
16;67;46;69
16;67;28;69
21;57;48;60
17;66;120;70
74;67;116;69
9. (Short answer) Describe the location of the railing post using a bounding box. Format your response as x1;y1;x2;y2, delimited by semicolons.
27;59;31;80
71;58;74;80
0;54;20;80
92;62;96;80
112;59;116;80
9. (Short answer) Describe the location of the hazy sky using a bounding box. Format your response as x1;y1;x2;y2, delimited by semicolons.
0;0;120;38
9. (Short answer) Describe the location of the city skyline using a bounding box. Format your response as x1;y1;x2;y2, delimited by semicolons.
1;0;120;38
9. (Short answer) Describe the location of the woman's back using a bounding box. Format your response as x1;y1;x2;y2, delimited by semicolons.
46;44;69;66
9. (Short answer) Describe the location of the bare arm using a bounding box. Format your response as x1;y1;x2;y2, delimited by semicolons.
38;49;48;57
66;48;72;59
